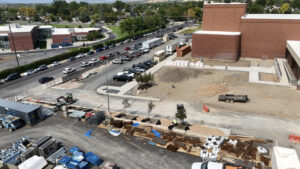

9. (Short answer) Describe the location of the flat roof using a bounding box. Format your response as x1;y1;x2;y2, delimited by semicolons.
242;14;300;20
0;24;37;33
272;146;300;169
52;28;71;35
39;25;53;29
204;2;246;4
287;40;300;66
0;98;41;114
0;33;8;37
194;30;241;36
73;28;100;33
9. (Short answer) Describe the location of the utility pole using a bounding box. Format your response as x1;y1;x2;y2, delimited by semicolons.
105;60;110;113
9;24;19;67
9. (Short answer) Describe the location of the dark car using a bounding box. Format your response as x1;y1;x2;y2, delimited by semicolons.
113;74;134;82
5;73;21;82
119;56;131;62
39;77;54;84
133;63;149;70
103;46;109;50
96;48;103;53
144;61;154;67
37;64;47;71
68;56;76;62
88;51;95;55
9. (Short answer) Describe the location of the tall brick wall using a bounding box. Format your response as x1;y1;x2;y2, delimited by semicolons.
192;33;240;61
202;3;247;32
240;19;300;59
7;27;39;51
52;34;72;45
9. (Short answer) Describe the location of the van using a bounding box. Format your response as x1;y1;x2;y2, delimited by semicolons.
5;73;21;82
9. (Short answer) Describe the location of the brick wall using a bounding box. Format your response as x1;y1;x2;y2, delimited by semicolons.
52;34;73;45
202;3;247;32
241;19;300;59
192;33;240;61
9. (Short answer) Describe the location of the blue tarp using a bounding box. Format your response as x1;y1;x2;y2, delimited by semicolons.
84;152;103;166
151;129;161;138
66;159;80;169
132;123;139;127
69;147;80;154
85;129;93;138
79;161;89;169
58;156;71;165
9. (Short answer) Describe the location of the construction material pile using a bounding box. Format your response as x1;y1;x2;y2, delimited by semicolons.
201;135;224;161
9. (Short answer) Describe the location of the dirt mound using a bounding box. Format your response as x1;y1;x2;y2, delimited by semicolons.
197;84;229;97
157;67;213;83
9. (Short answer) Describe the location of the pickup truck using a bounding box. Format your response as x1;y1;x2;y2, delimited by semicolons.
218;94;249;103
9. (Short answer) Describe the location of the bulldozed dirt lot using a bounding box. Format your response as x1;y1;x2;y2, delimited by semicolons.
134;67;300;119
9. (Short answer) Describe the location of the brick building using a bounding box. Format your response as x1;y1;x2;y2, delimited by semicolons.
192;2;300;88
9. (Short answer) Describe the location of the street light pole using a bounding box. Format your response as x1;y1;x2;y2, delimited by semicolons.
8;24;19;67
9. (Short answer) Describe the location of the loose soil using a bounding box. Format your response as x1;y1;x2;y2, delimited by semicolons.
133;67;300;119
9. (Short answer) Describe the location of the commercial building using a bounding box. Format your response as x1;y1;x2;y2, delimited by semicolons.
0;24;101;51
192;2;300;88
0;98;43;126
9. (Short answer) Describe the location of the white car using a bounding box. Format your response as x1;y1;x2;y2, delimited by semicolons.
50;61;61;67
143;48;150;53
117;71;134;78
133;67;145;73
112;59;123;64
23;69;37;76
81;62;91;67
75;54;85;59
191;162;223;169
89;58;99;64
63;67;76;74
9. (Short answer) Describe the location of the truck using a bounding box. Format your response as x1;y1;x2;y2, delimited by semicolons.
218;94;249;103
142;38;162;49
165;42;179;55
153;50;166;63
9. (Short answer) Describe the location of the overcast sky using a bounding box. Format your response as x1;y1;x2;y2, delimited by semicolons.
0;0;120;3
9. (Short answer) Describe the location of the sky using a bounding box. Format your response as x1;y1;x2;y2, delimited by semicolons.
0;0;121;3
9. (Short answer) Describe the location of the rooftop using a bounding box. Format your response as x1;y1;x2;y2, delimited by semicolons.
204;2;246;5
52;28;71;35
242;14;300;20
39;25;53;29
73;28;100;33
0;98;41;113
194;30;241;36
0;24;37;33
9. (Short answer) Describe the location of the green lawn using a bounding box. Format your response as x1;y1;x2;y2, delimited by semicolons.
107;25;128;39
51;24;90;28
180;25;202;34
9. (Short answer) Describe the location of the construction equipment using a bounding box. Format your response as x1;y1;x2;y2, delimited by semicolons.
0;114;24;132
57;93;75;105
218;94;249;103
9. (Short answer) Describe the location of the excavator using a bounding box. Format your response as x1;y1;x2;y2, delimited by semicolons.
56;93;75;112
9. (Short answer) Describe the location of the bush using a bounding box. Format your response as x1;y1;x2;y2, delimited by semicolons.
0;47;90;79
87;31;104;41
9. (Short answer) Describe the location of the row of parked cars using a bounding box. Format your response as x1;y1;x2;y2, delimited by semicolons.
113;60;156;82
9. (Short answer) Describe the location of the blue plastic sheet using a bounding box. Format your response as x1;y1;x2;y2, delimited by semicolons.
151;129;161;138
132;123;139;127
148;140;156;146
85;129;93;138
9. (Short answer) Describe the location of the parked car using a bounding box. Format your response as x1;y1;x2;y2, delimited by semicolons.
132;67;145;73
96;48;103;53
75;53;85;59
132;63;149;70
191;162;223;169
0;79;4;85
100;56;107;61
68;56;76;62
89;58;99;64
112;59;123;64
113;74;134;82
88;51;95;55
23;69;37;76
39;77;54;84
119;55;131;62
144;61;154;67
143;48;150;53
125;47;131;51
103;46;109;50
113;51;120;55
63;67;76;74
81;62;91;67
50;61;61;67
5;73;21;82
36;64;48;71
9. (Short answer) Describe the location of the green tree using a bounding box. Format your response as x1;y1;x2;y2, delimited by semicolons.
176;107;187;124
280;3;290;13
248;4;264;13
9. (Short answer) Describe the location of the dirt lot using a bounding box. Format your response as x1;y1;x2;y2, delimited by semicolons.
134;67;300;119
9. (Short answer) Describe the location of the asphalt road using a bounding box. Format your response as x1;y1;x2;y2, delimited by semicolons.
0;115;200;169
0;24;186;98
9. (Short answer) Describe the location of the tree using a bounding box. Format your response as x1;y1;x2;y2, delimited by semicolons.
186;8;196;19
113;0;126;11
280;3;290;13
176;107;187;125
247;4;264;13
